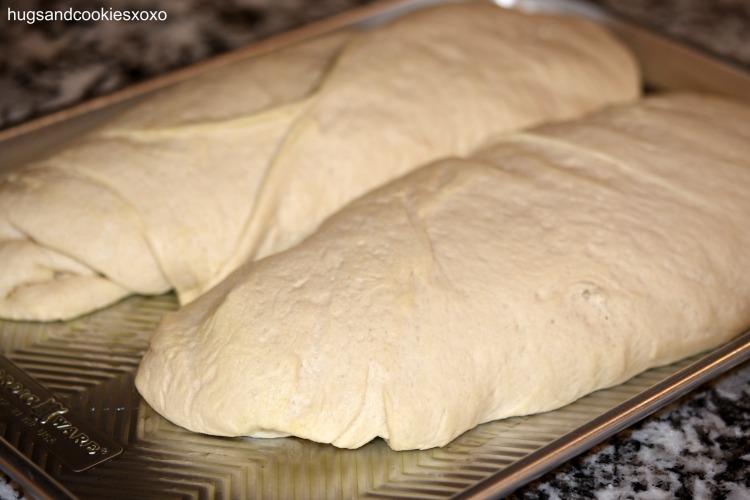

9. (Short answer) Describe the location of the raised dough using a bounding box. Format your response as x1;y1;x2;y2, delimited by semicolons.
136;93;750;450
0;2;639;321
0;32;350;321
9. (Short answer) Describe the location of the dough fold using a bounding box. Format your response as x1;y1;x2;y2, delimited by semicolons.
0;3;639;321
136;93;750;450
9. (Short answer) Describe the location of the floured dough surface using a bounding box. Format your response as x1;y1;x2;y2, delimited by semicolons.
0;2;639;321
136;93;750;450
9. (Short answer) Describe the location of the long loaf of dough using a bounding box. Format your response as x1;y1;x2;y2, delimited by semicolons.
0;2;639;321
136;93;750;451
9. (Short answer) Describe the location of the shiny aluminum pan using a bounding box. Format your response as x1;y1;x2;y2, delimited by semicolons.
1;0;749;498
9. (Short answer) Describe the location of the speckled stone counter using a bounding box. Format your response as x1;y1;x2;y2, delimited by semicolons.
512;361;750;499
1;0;749;498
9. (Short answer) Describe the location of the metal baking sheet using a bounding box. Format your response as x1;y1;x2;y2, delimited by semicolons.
1;0;749;498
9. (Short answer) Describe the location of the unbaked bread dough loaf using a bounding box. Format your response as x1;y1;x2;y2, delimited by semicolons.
136;93;750;451
0;2;639;321
0;31;350;321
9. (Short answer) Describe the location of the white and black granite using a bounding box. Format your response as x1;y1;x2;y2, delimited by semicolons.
512;361;750;499
1;0;749;497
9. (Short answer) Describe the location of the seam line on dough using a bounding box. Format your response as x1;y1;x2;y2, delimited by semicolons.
4;219;104;281
494;132;719;213
6;166;166;292
206;38;355;291
97;98;314;140
398;193;456;290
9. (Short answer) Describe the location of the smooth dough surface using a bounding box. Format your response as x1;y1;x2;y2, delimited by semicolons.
0;2;639;321
136;93;750;451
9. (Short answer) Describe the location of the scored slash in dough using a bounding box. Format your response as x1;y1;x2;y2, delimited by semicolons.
136;93;750;451
0;2;639;321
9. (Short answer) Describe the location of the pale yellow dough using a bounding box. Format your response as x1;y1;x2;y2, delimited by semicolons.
136;93;750;451
0;2;639;321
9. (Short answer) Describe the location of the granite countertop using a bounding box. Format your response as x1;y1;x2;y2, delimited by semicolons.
513;361;750;499
0;0;749;498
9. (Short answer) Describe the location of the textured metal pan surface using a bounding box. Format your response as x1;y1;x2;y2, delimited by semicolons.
2;293;747;499
1;0;750;498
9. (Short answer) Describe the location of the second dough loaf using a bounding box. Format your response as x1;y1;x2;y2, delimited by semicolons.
136;92;750;451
